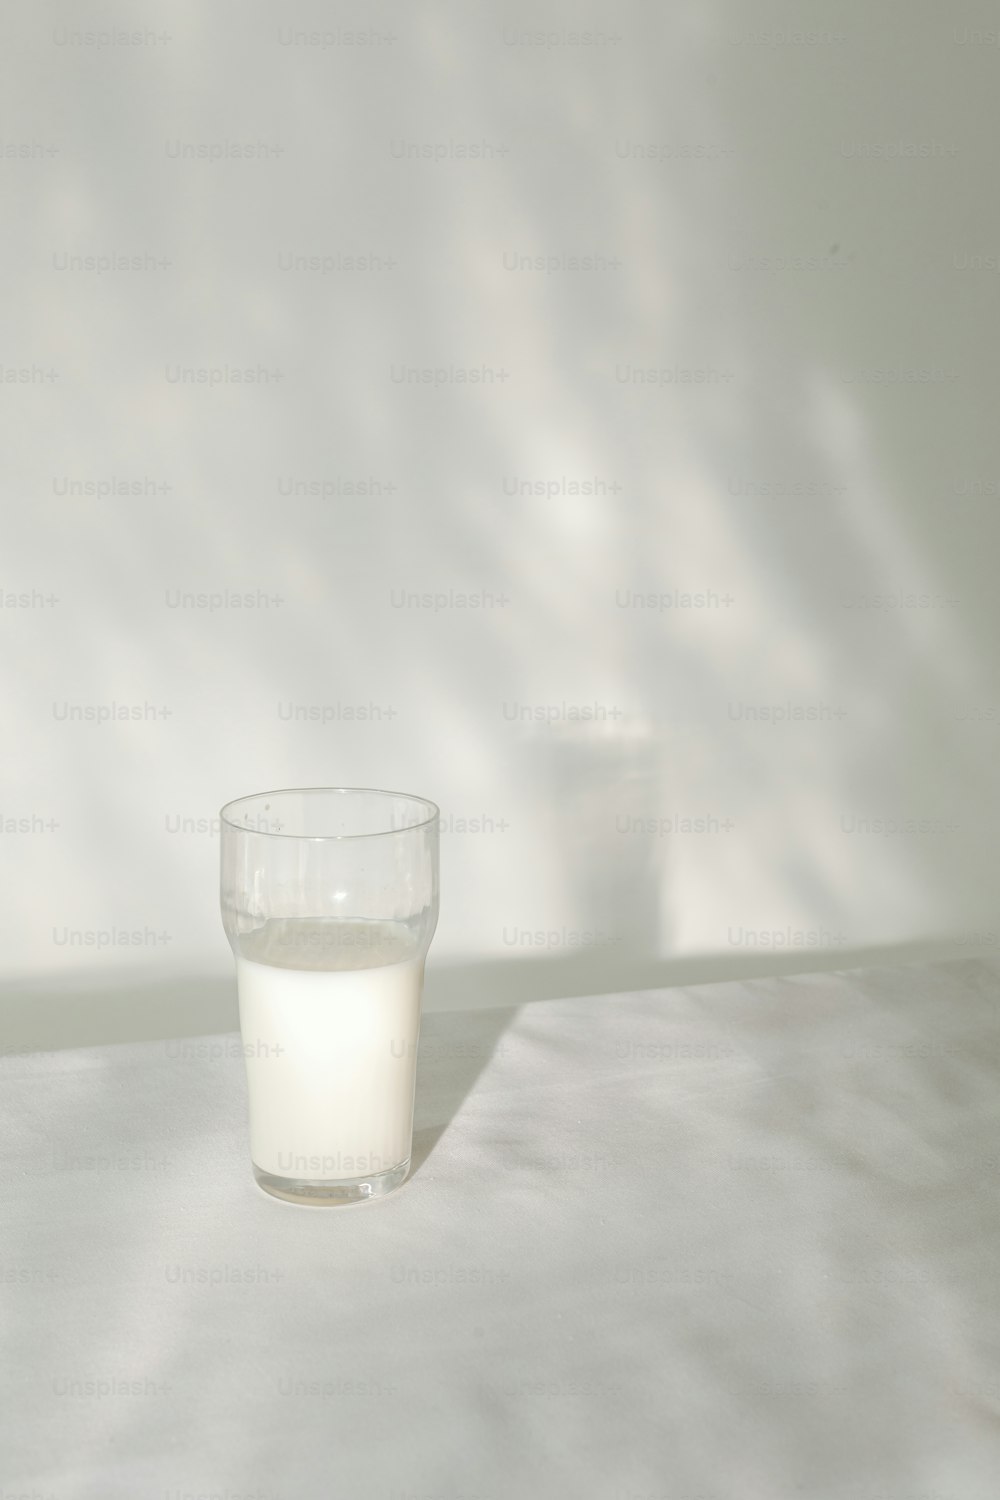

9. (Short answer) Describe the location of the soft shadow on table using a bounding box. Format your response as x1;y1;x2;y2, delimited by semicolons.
1;935;996;1057
0;970;239;1055
3;944;999;1203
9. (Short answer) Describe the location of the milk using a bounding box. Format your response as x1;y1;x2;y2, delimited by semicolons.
236;919;424;1182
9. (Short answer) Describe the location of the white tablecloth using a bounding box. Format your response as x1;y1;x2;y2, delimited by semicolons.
3;959;999;1498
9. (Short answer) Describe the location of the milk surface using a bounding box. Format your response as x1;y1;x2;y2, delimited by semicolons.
237;918;424;1180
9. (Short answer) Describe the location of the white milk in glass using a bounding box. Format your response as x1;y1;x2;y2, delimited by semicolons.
236;919;423;1181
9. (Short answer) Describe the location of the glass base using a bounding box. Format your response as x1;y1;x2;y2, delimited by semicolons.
252;1158;410;1206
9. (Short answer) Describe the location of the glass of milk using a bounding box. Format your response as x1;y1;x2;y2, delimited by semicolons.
220;787;439;1206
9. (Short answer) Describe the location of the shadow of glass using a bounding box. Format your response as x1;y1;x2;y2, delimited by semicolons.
408;1003;517;1180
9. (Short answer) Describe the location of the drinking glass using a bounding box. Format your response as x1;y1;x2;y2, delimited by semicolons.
220;787;439;1205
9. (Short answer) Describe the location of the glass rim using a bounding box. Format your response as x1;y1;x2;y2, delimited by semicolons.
218;785;440;841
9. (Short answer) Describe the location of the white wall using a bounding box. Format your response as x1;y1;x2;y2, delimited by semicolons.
3;1;999;1024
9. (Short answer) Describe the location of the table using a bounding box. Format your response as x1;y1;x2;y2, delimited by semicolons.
3;959;999;1498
